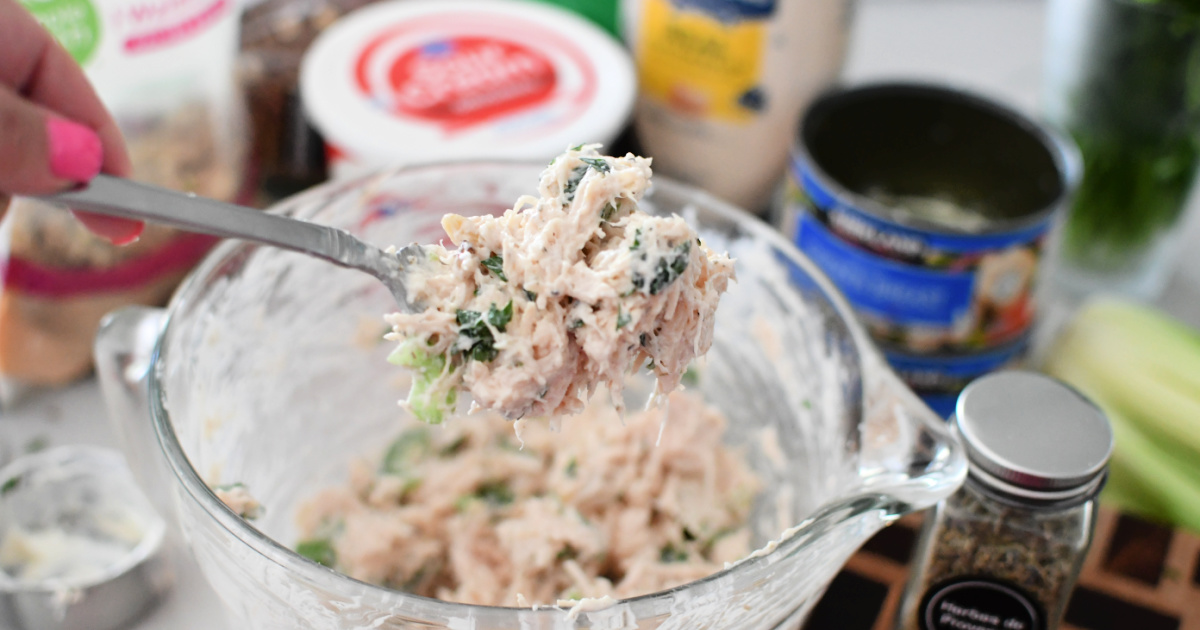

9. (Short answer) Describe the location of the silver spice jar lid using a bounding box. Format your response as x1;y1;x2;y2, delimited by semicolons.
954;370;1113;502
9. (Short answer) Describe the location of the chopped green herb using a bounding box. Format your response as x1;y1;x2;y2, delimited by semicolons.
455;301;514;362
24;437;48;454
481;254;506;282
557;545;579;561
454;495;477;512
659;543;689;563
382;428;431;475
475;480;515;506
633;241;691;295
579;157;611;173
682;527;698;542
1;476;19;496
630;228;643;250
296;539;337;568
565;457;578;478
563;165;590;202
600;203;617;222
570;143;585;151
524;288;537;302
399;477;423;500
616;309;631;330
439;436;469;457
681;365;700;387
489;301;514;329
570;319;585;329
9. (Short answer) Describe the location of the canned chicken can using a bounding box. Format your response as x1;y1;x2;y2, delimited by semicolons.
784;83;1078;415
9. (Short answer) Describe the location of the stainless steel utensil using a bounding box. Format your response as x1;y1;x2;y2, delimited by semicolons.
40;175;426;312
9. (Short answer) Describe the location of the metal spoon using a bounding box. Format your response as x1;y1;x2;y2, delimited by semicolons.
40;175;426;312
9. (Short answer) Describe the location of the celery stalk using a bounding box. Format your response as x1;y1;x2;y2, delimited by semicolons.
1043;298;1200;532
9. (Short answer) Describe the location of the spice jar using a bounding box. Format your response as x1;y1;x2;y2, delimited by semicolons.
896;370;1113;630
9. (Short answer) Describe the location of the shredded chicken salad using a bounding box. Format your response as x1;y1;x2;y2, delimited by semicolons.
293;390;760;606
384;145;735;422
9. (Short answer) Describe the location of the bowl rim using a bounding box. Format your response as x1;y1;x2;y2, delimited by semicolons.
147;159;962;621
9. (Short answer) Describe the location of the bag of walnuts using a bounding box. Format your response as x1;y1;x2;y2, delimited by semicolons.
4;0;248;403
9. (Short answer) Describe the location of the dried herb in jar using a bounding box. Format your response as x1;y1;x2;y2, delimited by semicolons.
897;371;1113;630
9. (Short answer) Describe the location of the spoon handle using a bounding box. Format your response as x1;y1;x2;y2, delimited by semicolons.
41;175;418;311
43;175;345;259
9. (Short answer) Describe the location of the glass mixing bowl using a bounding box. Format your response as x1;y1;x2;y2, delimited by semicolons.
95;162;966;629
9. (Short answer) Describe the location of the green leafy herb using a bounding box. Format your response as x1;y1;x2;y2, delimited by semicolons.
681;365;700;387
570;143;585;151
601;203;617;222
579;157;611;173
1054;7;1200;271
570;319;585;329
565;457;578;478
382;428;431;475
475;480;514;506
634;241;691;295
439;436;469;457
1;476;20;496
557;545;579;561
481;254;507;282
630;228;643;250
524;288;537;302
616;309;631;330
659;543;689;563
456;301;513;362
563;165;590;202
296;539;337;568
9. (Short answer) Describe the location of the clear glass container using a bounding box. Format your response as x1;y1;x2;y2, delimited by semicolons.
896;371;1112;630
898;476;1097;630
1042;0;1200;301
95;161;966;629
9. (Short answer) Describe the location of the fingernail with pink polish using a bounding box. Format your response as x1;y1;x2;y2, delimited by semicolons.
46;117;103;183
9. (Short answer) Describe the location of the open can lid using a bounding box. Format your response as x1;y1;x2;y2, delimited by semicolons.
954;370;1113;503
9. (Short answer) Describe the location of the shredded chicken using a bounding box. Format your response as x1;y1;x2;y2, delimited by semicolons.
384;145;735;422
294;390;760;606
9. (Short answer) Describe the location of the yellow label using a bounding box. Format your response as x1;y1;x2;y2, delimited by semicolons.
635;0;769;123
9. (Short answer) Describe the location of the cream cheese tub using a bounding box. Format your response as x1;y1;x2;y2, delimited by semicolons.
782;83;1079;417
300;0;636;179
94;161;965;629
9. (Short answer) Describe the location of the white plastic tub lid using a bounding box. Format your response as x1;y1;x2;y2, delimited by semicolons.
300;0;636;166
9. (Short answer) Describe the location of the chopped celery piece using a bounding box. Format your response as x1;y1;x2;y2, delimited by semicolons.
296;539;337;568
382;428;431;475
388;339;457;424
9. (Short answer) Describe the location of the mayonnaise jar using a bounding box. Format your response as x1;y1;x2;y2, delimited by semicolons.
621;0;852;214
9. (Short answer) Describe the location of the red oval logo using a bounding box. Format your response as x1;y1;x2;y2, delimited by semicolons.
356;35;558;132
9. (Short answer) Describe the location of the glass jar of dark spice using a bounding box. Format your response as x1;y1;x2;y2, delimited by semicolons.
896;370;1113;630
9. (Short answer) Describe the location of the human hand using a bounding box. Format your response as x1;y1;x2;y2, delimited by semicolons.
0;0;143;245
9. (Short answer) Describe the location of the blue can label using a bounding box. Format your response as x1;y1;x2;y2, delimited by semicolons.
669;0;776;21
884;339;1030;419
787;156;1051;354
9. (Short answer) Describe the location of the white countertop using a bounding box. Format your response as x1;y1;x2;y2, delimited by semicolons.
1;1;1196;628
